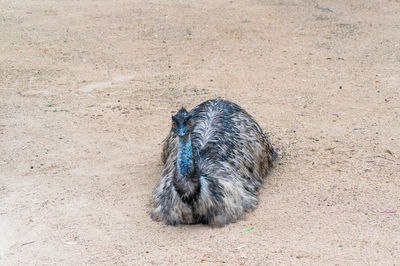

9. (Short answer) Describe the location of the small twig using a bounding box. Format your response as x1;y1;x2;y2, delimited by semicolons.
376;155;395;162
20;241;35;247
364;155;395;162
292;26;303;33
386;149;397;158
235;244;247;250
315;4;333;12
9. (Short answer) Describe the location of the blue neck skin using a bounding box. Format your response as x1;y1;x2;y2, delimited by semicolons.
177;134;193;178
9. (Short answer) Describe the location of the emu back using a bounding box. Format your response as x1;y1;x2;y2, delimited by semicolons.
152;99;276;226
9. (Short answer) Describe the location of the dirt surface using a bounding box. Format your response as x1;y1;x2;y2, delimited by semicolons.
1;0;400;264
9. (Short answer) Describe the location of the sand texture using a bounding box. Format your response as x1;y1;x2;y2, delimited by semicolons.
1;0;399;264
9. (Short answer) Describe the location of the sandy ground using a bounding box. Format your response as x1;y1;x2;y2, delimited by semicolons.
1;0;400;264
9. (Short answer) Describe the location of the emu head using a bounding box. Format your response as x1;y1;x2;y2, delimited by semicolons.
171;108;194;138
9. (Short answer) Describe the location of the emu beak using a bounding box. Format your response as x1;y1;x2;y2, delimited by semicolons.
178;128;186;137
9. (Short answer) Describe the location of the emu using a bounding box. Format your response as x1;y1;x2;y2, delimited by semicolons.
151;99;276;226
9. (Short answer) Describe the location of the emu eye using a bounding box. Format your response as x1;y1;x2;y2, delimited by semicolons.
172;121;176;127
188;120;193;126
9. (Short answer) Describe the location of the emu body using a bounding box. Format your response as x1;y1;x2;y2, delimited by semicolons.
152;99;276;226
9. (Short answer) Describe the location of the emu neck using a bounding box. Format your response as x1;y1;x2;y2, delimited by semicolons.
177;134;193;177
174;134;199;203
